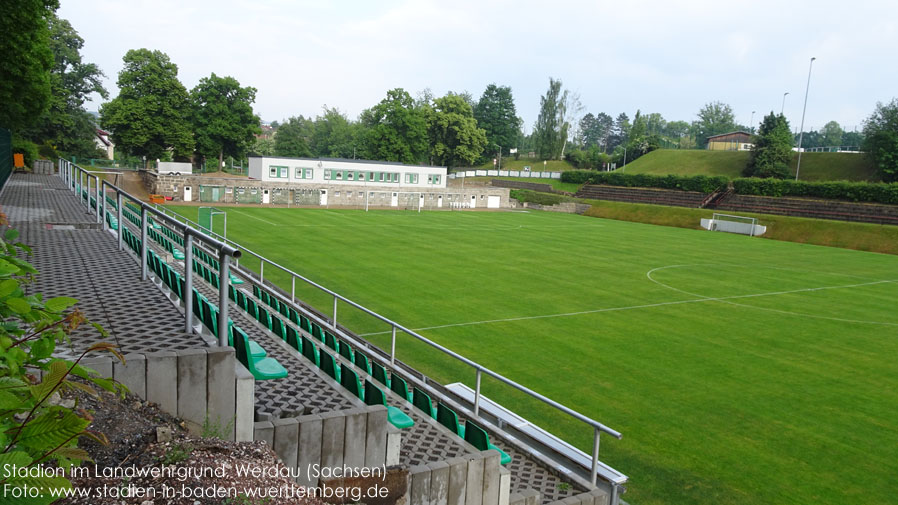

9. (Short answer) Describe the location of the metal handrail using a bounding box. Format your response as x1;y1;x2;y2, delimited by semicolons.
59;159;241;348
151;198;625;486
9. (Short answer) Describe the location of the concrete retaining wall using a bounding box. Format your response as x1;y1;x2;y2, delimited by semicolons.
252;405;391;488
81;346;253;441
523;202;592;214
537;489;609;505
408;451;510;505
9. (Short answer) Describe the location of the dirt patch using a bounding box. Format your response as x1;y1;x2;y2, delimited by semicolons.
56;388;328;505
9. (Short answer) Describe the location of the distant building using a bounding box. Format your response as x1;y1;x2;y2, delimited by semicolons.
248;155;447;189
95;129;114;159
706;131;753;151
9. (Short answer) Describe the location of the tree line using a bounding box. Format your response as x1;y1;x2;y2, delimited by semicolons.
2;2;896;181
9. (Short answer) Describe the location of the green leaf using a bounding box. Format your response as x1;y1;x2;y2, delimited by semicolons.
44;297;77;313
16;409;90;451
4;228;19;241
0;279;19;297
0;390;23;410
6;297;32;314
0;259;20;276
31;360;70;400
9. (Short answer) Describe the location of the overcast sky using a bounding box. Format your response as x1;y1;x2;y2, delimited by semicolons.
60;0;897;134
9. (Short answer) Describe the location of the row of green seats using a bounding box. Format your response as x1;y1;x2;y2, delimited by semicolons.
148;227;184;260
123;227;286;381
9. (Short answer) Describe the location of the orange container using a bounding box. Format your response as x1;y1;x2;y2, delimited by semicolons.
148;194;165;204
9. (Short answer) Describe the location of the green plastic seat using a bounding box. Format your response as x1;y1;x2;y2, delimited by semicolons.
233;329;287;381
464;420;512;465
256;306;272;330
230;326;267;359
285;326;300;351
437;402;465;438
390;373;413;403
353;352;372;376
271;316;286;339
301;336;320;366
318;350;341;383
299;314;311;332
324;331;338;351
413;386;437;418
338;340;354;362
340;367;363;400
372;362;390;388
364;380;414;429
311;323;324;342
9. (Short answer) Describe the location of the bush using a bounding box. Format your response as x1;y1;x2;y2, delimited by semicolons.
38;141;59;160
731;178;898;204
509;189;565;206
12;137;39;167
564;171;729;193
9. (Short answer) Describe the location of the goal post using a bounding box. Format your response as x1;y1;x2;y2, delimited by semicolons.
198;206;227;240
701;213;766;237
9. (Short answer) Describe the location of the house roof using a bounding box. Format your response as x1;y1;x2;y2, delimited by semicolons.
95;129;112;146
707;131;752;140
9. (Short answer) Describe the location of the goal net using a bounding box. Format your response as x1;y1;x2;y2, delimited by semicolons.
701;213;766;237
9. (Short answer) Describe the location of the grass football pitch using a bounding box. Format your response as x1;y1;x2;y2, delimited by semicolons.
169;205;898;505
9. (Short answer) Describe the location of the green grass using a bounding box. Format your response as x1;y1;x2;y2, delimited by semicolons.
168;206;898;505
624;149;879;182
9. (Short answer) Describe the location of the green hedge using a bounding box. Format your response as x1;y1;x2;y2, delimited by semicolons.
732;178;898;204
509;189;565;206
562;170;728;193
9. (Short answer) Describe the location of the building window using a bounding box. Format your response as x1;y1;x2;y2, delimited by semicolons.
335;191;341;197
378;172;385;182
296;167;314;179
335;171;343;180
392;172;400;183
347;171;355;181
269;165;287;178
405;173;418;184
324;169;332;180
428;174;441;185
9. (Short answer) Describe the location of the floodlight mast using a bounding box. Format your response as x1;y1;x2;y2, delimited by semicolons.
795;57;816;181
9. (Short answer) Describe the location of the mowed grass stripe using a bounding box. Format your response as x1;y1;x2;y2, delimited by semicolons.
167;205;898;505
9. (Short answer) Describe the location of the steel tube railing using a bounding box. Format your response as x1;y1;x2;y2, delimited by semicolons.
184;233;194;334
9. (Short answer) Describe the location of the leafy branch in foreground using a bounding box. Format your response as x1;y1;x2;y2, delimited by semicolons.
0;214;127;504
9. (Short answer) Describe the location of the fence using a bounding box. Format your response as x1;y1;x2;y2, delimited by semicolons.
150;203;625;489
0;128;11;189
450;170;562;180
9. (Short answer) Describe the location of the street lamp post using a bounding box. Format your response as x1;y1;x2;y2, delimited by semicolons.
795;57;816;181
781;92;790;115
750;111;756;134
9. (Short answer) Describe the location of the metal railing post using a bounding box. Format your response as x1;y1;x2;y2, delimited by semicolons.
390;326;397;365
332;296;338;330
474;368;482;417
80;171;85;206
259;259;264;284
140;205;148;281
218;251;231;348
184;233;194;333
291;276;295;303
591;427;600;486
86;176;92;214
95;176;101;224
116;192;123;251
99;180;105;227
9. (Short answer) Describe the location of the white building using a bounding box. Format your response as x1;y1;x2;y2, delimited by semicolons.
248;156;447;189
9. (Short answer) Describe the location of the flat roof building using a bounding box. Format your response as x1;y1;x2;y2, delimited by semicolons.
248;156;448;189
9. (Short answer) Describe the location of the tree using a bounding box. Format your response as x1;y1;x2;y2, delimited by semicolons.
190;73;260;170
427;93;487;168
359;88;428;164
99;49;194;163
473;84;522;158
0;0;58;131
273;116;313;157
310;106;359;158
607;113;630;151
664;120;691;140
534;78;567;160
821;121;844;147
693;101;737;147
862;99;898;182
24;14;108;158
744;112;792;178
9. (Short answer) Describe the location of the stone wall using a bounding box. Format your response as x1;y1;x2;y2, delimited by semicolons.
523;202;592;214
149;175;513;209
408;451;510;505
80;347;253;441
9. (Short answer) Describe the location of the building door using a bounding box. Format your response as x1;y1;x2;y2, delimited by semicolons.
211;187;221;202
319;189;328;206
419;193;425;209
262;189;270;204
391;192;398;207
470;195;476;208
487;195;500;209
183;186;192;202
437;195;443;208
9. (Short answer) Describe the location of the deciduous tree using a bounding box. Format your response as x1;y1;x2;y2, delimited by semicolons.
862;99;898;182
0;0;58;131
534;78;566;160
274;116;313;158
190;73;260;170
693;101;737;147
427;93;487;168
359;88;428;164
99;49;194;163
